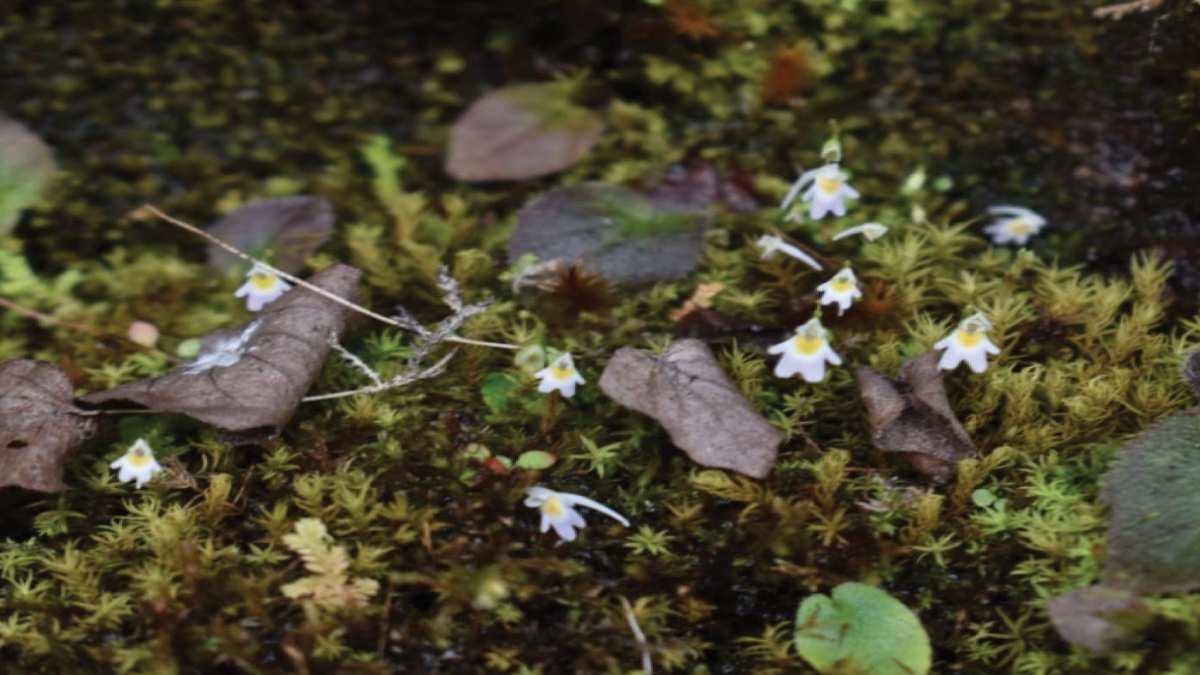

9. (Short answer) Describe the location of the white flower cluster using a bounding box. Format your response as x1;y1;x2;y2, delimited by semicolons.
761;142;1015;382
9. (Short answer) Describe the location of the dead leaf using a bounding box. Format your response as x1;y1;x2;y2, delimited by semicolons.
445;81;604;181
599;339;782;478
1100;408;1200;593
206;196;335;274
82;264;361;443
0;114;57;236
647;161;760;214
0;360;95;492
1047;585;1154;654
851;351;978;483
508;183;708;285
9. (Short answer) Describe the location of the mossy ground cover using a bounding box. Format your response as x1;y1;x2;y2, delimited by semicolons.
2;1;1200;673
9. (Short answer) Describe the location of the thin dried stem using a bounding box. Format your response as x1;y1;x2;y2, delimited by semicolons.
0;296;181;362
0;296;104;336
301;349;457;402
143;204;516;351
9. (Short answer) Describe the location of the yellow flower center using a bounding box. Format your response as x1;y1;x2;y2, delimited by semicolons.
831;278;855;293
817;176;842;196
127;450;152;468
541;496;564;517
956;329;984;348
794;335;824;355
250;273;279;291
551;363;574;379
1007;219;1031;235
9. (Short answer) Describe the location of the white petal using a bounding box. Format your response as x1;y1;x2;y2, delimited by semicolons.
797;357;827;383
823;345;843;366
551;517;578;542
937;347;963;371
984;338;1001;355
773;356;800;379
841;184;860;200
965;350;989;373
559;493;630;527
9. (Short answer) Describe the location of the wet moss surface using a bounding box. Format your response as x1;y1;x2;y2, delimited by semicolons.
3;1;1200;673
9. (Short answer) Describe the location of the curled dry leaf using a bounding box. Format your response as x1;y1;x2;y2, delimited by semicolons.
851;351;978;483
0;360;95;493
599;339;782;479
206;196;335;274
508;183;708;285
445;80;604;182
83;264;361;443
0;114;56;236
1100;408;1200;593
1047;585;1154;654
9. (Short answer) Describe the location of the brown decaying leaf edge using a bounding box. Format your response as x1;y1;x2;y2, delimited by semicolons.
444;83;604;182
0;360;96;493
205;196;335;274
599;339;783;479
851;351;978;483
82;264;361;443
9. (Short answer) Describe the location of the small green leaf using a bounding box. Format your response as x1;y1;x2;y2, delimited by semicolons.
480;372;520;414
176;338;202;359
795;582;931;675
971;488;997;508
515;451;556;470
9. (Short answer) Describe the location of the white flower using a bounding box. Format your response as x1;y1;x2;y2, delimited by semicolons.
767;316;842;382
524;486;630;542
109;438;164;489
934;312;1001;373
534;352;586;397
781;163;860;220
816;267;862;316
832;222;888;242
234;263;292;312
756;234;822;271
983;205;1046;246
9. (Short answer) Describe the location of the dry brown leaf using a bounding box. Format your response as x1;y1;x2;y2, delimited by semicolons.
445;81;604;182
206;196;335;274
0;360;95;492
851;351;977;483
83;264;361;443
599;339;782;478
1047;585;1154;654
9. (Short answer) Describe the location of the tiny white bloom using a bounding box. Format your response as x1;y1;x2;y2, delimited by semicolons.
524;486;630;542
109;438;164;489
983;205;1046;246
534;352;586;397
767;316;843;382
781;163;860;220
934;312;1001;373
816;267;862;316
832;222;888;242
756;234;822;271
234;263;292;312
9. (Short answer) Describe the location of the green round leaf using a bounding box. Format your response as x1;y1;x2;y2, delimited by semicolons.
515;451;556;470
795;582;931;675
